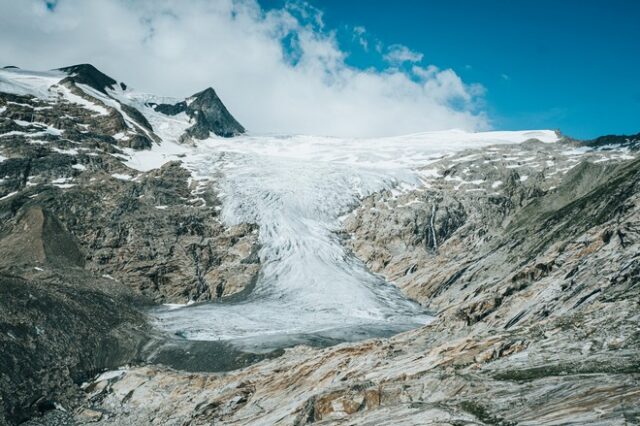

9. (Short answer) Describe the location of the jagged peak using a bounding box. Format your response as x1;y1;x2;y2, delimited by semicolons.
192;87;218;98
188;87;225;108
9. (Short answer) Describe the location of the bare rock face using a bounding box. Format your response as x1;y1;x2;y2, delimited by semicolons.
70;141;640;425
0;206;84;268
0;250;148;424
57;64;121;94
152;87;245;140
0;66;261;425
0;84;259;305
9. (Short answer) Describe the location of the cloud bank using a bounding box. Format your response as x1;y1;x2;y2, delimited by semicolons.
0;0;488;137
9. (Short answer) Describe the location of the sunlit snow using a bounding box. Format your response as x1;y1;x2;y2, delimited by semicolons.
133;129;558;351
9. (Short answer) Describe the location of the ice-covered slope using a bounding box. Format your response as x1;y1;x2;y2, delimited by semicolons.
0;68;66;98
142;130;559;350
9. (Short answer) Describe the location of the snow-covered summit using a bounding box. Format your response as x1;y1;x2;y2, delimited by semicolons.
0;64;245;142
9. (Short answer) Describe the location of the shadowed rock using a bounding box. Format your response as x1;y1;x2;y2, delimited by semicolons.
584;131;640;150
152;87;245;139
0;206;84;268
58;63;119;94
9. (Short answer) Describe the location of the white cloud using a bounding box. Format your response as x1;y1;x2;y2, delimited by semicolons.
383;44;424;64
352;26;368;51
0;0;488;137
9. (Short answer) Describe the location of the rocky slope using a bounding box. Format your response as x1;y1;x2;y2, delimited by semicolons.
0;65;260;425
46;138;637;425
0;65;257;303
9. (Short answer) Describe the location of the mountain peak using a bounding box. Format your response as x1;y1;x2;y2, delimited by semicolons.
151;86;245;139
57;63;121;94
193;87;218;99
186;87;245;138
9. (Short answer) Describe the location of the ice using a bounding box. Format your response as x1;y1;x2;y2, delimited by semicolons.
149;130;559;351
0;68;562;351
0;68;65;99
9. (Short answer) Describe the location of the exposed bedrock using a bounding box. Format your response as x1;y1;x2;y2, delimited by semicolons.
0;82;261;424
68;141;640;425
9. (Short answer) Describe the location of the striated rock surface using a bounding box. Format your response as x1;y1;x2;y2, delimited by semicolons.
70;140;640;425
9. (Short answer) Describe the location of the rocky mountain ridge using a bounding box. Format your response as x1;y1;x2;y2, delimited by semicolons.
0;65;258;425
0;64;638;425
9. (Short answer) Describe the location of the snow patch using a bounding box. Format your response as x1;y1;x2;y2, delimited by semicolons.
52;147;78;155
57;85;109;115
95;369;126;382
111;173;133;181
0;191;18;200
52;177;75;188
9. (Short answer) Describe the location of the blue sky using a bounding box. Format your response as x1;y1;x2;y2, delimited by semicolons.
262;0;640;139
2;0;637;138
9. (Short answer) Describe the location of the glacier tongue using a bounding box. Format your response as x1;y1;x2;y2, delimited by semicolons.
151;131;558;351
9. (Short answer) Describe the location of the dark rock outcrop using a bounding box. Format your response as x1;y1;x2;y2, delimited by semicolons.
57;64;118;95
0;211;150;424
584;131;640;150
152;87;245;139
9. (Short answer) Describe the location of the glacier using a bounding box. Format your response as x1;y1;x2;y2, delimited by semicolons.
0;67;559;351
138;130;558;352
